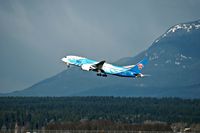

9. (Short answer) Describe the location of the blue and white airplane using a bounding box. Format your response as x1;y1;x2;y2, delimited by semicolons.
61;55;148;78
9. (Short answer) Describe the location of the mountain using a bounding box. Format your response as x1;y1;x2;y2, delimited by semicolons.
6;20;200;98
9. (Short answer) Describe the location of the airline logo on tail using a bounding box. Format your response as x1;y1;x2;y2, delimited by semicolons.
137;63;144;70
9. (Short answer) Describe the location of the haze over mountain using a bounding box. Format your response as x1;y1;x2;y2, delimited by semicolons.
5;20;200;98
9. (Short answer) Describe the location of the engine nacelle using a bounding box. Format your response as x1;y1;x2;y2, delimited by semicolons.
81;64;92;71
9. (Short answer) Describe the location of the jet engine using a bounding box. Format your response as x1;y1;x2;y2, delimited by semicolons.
81;64;92;71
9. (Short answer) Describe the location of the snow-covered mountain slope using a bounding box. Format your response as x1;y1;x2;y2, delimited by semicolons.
154;20;200;43
121;20;200;88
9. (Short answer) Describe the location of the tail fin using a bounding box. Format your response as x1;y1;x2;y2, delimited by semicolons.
129;58;148;74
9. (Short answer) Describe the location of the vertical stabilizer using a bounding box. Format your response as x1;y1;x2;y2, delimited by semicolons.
129;58;148;74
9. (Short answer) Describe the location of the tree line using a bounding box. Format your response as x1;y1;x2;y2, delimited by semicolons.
0;97;200;131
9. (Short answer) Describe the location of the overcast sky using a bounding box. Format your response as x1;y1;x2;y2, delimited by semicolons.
0;0;200;93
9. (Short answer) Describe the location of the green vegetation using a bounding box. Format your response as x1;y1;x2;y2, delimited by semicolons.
0;97;200;131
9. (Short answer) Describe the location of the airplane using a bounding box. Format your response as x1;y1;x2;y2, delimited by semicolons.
61;55;148;78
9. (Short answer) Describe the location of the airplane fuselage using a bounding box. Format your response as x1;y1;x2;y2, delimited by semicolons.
61;55;147;78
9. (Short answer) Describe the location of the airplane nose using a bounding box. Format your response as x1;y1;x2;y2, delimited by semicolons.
61;57;66;62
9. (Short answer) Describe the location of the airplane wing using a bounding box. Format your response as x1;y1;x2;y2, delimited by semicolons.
123;64;135;69
92;61;107;76
92;60;106;70
88;60;106;73
81;60;105;72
